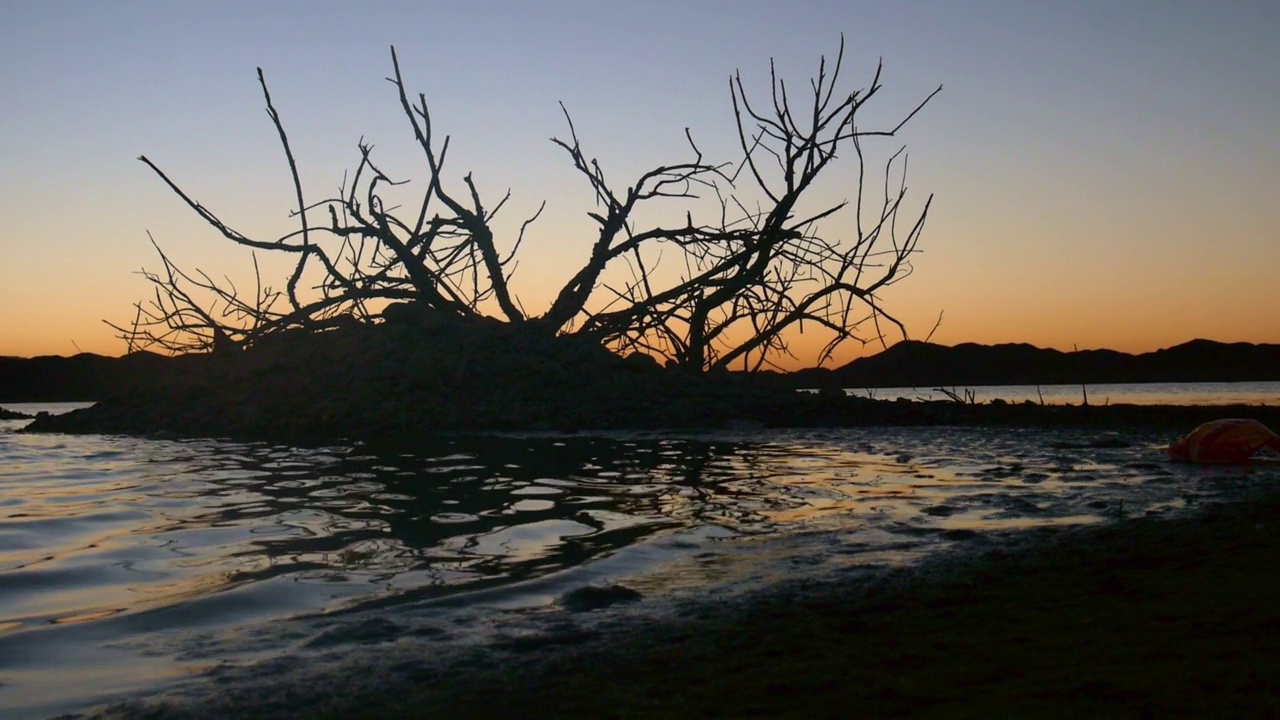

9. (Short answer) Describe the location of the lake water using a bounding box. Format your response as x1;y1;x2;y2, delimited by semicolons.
2;386;1279;718
844;380;1280;406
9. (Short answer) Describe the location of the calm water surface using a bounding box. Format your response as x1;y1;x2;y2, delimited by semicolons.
847;380;1280;406
2;390;1278;717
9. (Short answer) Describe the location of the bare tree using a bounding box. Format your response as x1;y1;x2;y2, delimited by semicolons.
113;38;939;371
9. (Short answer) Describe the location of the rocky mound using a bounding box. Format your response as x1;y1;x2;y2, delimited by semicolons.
23;311;783;443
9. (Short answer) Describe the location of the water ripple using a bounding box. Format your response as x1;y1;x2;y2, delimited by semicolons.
1;417;1277;717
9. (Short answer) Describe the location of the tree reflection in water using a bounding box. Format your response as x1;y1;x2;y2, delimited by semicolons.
119;425;1178;614
139;433;787;604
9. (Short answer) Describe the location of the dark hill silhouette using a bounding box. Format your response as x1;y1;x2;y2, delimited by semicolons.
801;339;1280;388
6;339;1279;407
0;352;168;402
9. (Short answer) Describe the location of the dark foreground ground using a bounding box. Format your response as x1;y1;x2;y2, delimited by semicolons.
362;494;1280;719
106;485;1280;720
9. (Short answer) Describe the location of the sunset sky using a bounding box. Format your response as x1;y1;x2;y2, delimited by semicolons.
2;1;1277;369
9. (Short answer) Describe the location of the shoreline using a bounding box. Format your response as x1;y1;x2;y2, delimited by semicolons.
92;484;1280;719
22;391;1280;449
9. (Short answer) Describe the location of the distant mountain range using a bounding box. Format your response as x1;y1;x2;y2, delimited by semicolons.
791;339;1280;388
3;339;1280;402
0;352;169;402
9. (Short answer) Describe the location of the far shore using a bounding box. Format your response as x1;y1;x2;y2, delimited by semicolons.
5;337;1280;404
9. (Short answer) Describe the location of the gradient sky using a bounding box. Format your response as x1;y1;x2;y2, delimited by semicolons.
2;1;1277;369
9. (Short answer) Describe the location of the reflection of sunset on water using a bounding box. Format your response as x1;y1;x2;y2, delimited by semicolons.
5;410;1280;715
0;425;1214;632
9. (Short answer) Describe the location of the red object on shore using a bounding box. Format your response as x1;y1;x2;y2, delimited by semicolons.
1167;418;1280;463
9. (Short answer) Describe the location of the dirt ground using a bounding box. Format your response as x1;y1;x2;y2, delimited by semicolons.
321;490;1280;719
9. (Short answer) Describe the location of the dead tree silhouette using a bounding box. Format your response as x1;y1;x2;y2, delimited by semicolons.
115;38;940;371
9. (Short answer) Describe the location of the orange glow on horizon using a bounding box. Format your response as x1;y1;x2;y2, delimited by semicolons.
7;309;1280;374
